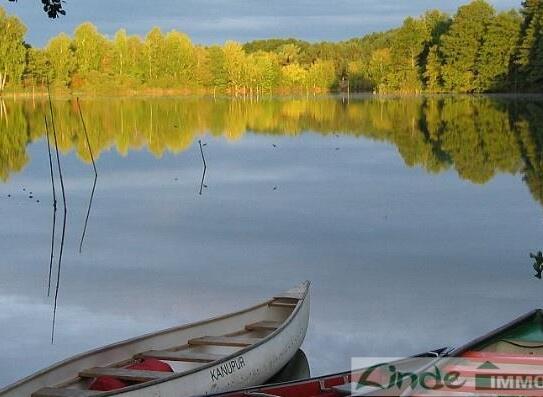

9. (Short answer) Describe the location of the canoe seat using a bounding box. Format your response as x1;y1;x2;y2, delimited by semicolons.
32;388;101;397
245;321;281;331
273;293;303;300
269;301;297;308
139;350;225;363
79;367;172;382
273;284;306;300
188;336;262;347
484;339;543;355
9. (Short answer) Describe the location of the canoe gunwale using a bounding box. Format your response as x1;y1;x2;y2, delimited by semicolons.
1;281;310;397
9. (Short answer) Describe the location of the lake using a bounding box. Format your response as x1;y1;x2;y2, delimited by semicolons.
1;94;542;388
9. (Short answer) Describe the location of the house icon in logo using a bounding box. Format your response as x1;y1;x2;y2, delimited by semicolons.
478;361;499;370
475;361;499;390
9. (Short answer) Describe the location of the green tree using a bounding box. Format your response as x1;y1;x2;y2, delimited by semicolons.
0;7;26;92
424;46;442;91
519;0;543;85
163;30;195;85
25;48;49;87
440;0;496;92
251;51;280;93
110;29;146;88
223;41;247;94
307;59;336;91
45;33;76;87
531;26;543;84
423;10;451;44
281;63;308;90
144;27;165;82
368;48;392;91
243;38;309;54
206;46;228;91
126;35;146;83
278;44;301;66
112;29;129;77
73;22;108;76
476;10;522;91
516;0;543;84
384;16;429;93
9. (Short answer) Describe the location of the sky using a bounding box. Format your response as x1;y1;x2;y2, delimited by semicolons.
4;0;523;47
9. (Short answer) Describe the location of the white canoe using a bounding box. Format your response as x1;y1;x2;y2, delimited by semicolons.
0;281;310;397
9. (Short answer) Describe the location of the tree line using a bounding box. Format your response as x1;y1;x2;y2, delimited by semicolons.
0;0;542;95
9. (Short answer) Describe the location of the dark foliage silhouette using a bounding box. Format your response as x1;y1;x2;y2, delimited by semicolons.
8;0;65;18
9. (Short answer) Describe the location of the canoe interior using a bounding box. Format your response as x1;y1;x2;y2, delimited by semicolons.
457;309;543;356
0;283;309;397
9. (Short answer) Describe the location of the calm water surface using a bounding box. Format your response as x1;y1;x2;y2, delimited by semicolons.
1;95;543;387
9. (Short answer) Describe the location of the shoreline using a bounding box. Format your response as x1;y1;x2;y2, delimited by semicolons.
1;90;543;100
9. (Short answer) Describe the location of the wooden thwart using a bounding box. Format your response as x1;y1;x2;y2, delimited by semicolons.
502;338;543;348
32;388;101;397
269;301;297;308
79;367;171;382
245;321;281;331
139;350;225;363
274;284;306;301
273;293;303;300
188;336;262;347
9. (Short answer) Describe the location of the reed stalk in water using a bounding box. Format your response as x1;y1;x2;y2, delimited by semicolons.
47;84;67;344
44;115;57;298
198;139;207;195
76;98;98;253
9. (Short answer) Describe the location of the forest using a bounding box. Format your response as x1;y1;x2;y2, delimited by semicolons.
0;0;542;95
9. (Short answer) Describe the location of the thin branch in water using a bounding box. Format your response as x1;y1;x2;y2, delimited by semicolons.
198;139;207;195
76;98;98;253
44;115;58;297
47;85;68;345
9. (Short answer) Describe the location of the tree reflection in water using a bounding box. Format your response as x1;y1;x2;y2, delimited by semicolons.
1;96;543;205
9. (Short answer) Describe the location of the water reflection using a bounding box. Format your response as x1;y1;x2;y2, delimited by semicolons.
1;96;543;205
1;95;543;387
267;350;310;384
